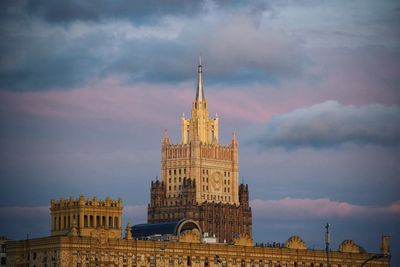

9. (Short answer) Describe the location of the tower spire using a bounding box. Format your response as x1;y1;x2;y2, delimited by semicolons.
196;56;205;101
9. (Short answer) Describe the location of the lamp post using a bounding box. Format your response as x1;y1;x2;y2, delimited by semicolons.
325;223;330;267
360;254;390;267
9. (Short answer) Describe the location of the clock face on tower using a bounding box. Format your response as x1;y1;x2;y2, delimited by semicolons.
211;172;222;191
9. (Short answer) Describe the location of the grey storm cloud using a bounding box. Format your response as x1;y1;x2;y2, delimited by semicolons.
0;1;303;91
1;0;205;24
247;101;400;149
0;0;269;24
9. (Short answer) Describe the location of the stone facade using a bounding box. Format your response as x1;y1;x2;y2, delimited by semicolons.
6;234;391;267
50;195;123;238
148;61;252;243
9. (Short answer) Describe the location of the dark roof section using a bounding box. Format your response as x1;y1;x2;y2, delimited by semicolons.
132;219;201;238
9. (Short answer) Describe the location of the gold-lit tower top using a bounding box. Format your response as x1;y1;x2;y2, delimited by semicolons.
196;56;205;102
181;58;219;144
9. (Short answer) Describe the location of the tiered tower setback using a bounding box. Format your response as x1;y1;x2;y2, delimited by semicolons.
148;60;252;243
161;61;239;205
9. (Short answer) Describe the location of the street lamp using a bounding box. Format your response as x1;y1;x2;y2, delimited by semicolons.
325;223;330;267
360;254;391;267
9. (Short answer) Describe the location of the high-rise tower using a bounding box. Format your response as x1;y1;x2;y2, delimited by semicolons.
148;59;252;243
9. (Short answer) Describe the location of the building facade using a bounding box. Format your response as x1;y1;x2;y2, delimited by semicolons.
50;195;123;238
6;203;391;267
148;61;252;243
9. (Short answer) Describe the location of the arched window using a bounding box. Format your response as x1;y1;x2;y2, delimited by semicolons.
109;216;113;228
89;215;93;227
114;217;119;228
84;215;88;227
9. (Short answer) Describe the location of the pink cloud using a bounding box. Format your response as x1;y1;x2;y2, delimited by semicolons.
251;198;400;220
0;76;278;125
0;76;194;125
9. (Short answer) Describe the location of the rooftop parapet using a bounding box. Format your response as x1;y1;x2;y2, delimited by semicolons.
50;194;123;209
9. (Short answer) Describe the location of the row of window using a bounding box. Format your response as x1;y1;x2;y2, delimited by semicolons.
24;251;355;267
169;176;187;184
167;176;231;187
167;169;231;177
53;215;119;230
134;255;336;267
202;194;231;202
169;169;187;176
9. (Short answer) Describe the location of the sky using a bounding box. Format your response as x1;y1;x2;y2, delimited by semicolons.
0;0;399;264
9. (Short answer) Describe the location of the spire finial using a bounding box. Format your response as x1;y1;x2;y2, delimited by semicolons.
196;57;205;101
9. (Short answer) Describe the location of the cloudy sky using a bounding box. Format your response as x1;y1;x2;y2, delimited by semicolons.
0;0;399;263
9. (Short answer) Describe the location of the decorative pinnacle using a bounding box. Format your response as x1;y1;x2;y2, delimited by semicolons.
196;57;205;101
163;129;170;143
